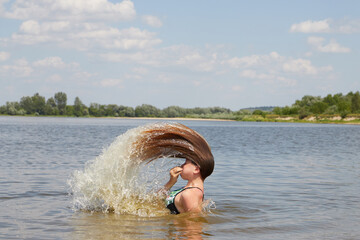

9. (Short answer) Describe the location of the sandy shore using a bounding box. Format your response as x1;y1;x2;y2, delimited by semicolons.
2;115;359;124
102;117;235;122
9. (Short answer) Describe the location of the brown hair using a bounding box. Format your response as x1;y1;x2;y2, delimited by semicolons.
132;123;214;180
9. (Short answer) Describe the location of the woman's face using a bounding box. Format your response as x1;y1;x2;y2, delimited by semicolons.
180;159;198;179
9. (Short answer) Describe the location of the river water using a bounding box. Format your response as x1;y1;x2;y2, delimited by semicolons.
0;116;359;239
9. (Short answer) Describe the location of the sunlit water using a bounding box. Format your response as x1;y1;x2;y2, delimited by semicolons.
0;116;359;239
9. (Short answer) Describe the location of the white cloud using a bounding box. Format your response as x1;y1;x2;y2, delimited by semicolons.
101;50;216;81
73;71;95;80
226;52;330;77
290;18;360;34
11;21;162;50
100;45;218;72
46;74;63;83
176;52;216;72
1;0;163;63
100;51;161;66
142;15;163;28
228;55;261;68
239;69;257;78
307;36;350;53
132;67;148;75
276;76;297;86
239;69;297;86
0;0;6;13
101;48;331;88
290;19;331;33
156;74;171;83
336;19;360;33
0;1;147;51
0;56;89;82
0;51;10;61
304;51;313;57
0;58;33;77
33;56;80;70
231;85;244;92
193;81;201;86
282;59;318;74
20;20;71;34
33;57;66;68
227;52;283;68
2;0;136;21
99;78;123;88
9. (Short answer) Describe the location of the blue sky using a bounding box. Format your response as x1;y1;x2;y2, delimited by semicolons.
1;0;359;110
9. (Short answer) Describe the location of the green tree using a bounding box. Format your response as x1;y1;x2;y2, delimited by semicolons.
188;107;211;115
20;93;46;115
252;109;266;117
89;103;107;116
89;103;100;116
351;91;360;113
210;107;231;114
47;97;57;108
294;95;322;108
135;104;161;117
66;105;74;116
0;105;6;114
54;92;67;115
6;102;21;115
74;97;85;117
332;93;343;105
162;106;186;118
323;94;335;106
310;102;328;114
118;106;135;117
20;96;34;114
324;105;338;114
337;100;351;114
83;108;89;116
44;97;59;115
272;107;282;115
298;107;310;119
282;106;300;115
104;104;119;116
31;93;46;115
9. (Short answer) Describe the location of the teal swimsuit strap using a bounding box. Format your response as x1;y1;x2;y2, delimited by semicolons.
183;187;204;197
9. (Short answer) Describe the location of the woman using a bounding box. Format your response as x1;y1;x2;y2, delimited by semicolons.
164;159;205;214
133;122;214;214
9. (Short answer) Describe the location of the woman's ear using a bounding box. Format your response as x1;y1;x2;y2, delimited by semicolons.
194;166;201;174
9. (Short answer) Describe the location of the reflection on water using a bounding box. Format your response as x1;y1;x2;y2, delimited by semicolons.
70;212;209;240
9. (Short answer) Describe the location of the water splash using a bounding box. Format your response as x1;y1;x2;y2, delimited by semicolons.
203;199;217;213
68;123;173;216
68;122;215;217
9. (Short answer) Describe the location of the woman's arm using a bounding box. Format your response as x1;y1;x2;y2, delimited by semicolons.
159;166;183;194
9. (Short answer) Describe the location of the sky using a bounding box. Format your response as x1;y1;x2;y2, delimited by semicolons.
0;0;359;110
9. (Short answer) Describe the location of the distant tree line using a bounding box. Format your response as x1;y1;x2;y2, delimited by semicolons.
0;92;234;119
268;91;360;119
1;91;359;120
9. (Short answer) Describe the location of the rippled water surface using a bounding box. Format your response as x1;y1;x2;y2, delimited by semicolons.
1;116;359;239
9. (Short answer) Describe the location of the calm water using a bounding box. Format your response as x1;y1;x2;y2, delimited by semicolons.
0;116;359;239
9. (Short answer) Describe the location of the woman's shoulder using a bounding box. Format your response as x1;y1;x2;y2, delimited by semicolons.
178;188;203;212
181;187;203;199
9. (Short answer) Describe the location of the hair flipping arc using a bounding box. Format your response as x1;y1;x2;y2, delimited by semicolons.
131;123;214;180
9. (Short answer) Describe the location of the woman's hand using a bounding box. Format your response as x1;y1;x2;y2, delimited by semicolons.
163;166;183;191
169;166;183;182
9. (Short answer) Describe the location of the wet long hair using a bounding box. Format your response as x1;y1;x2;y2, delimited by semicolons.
132;123;214;180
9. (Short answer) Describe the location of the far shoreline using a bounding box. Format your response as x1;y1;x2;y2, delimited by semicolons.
0;114;235;122
1;115;360;125
99;116;235;122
